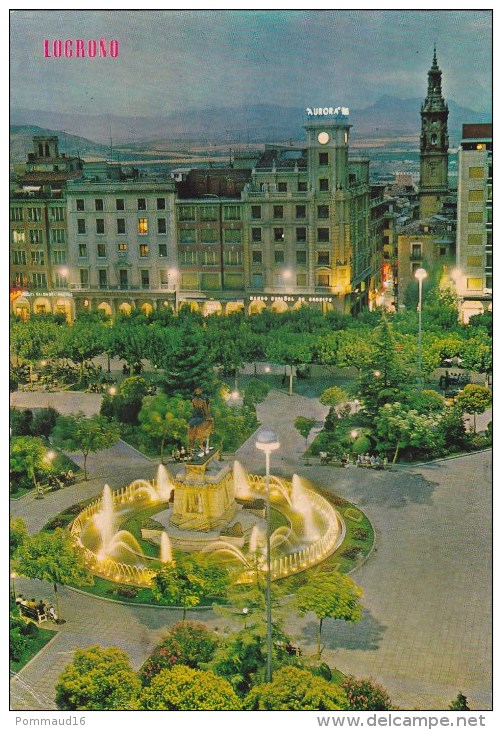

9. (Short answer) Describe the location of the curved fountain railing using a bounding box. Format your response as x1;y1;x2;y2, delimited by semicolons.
71;473;344;587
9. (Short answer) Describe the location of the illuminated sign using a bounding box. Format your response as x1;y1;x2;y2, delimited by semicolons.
306;106;349;117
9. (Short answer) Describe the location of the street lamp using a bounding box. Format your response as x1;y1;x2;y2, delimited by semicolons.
415;267;427;393
169;268;179;312
11;572;17;602
255;428;280;682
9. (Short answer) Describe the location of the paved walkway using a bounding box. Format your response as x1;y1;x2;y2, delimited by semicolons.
10;388;492;711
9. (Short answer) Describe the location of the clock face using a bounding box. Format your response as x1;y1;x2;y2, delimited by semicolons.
318;132;330;145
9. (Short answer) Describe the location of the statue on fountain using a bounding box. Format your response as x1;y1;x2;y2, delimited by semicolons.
188;387;214;455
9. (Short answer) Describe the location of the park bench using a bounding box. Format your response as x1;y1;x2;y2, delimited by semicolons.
19;604;47;624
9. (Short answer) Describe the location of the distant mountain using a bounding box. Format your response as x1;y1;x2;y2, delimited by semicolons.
11;97;491;155
10;125;111;164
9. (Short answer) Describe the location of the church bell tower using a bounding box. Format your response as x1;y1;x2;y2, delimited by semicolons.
419;47;449;218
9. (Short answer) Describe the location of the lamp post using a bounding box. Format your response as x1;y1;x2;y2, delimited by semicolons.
169;268;179;313
415;268;427;393
11;571;17;602
255;428;280;682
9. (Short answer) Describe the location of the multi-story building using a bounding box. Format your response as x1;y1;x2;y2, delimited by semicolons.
419;49;450;219
454;123;493;322
65;177;177;317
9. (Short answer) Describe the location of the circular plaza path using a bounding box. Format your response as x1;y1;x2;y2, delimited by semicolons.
10;389;492;711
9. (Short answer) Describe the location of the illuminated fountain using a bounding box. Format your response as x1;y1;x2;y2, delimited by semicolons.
71;457;345;587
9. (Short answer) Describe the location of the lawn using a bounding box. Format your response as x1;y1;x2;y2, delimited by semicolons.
10;626;55;673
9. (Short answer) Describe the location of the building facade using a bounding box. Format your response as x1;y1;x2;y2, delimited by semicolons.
454;123;493;323
419;49;450;219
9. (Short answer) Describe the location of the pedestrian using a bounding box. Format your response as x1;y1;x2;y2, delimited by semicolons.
47;605;58;622
36;599;46;615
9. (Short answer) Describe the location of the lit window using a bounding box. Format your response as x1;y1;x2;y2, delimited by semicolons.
12;230;25;244
139;244;149;257
297;273;307;286
117;242;128;252
468;189;484;202
138;218;148;235
468;212;483;223
317;273;330;286
467;256;482;267
467;278;482;290
469;167;484;179
467;234;483;245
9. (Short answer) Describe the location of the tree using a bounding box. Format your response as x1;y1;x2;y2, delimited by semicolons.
139;621;219;685
31;407;59;438
139;665;241;710
266;332;313;395
10;436;49;491
52;413;120;480
319;386;348;409
138;394;190;462
456;384;492;433
374;402;445;463
55;646;141;710
336;331;376;376
14;528;92;623
10;407;34;436
342;675;393;710
294;571;363;659
244;666;349;710
160;329;217;398
459;334;492;385
109;317;149;372
114;376;149;424
10;517;28;558
449;692;470;711
243;378;270;407
152;553;228;618
63;321;105;382
294;416;316;455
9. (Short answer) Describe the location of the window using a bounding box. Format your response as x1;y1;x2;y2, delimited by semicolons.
29;230;43;244
202;250;217;265
251;205;262;219
252;250;263;264
439;247;446;256
224;250;243;265
178;205;196;221
78;244;88;257
467;278;483;290
53;272;68;288
486;231;492;249
97;244;106;258
79;269;89;286
31;250;45;266
119;270;128;289
319;152;329;166
296;227;307;242
252;273;263;288
118;242;128;253
98;270;107;289
51;229;65;243
486;253;492;269
467;233;483;245
274;250;285;264
95;199;104;211
317;251;330;265
12;250;26;266
468;212;483;223
319;179;329;192
117;219;126;234
141;270;150;289
200;205;218;221
157;218;167;234
159;270;169;287
273;205;284;219
139;244;149;257
76;199;85;211
138;198;146;210
138;218;148;235
12;230;25;244
317;205;329;219
298;181;307;192
159;243;168;258
11;207;23;221
32;272;47;289
274;227;284;242
468;189;484;202
116;199;125;211
252;228;262;242
200;228;218;243
469;167;484;179
157;198;166;210
467;256;482;267
224;229;242;243
296;250;307;264
52;250;66;265
296;273;307;287
411;243;422;259
278;182;287;192
179;228;196;243
296;205;306;219
317;228;329;242
487;208;492;224
317;273;330;287
96;219;105;234
28;208;42;222
486;275;492;290
223;205;241;220
77;219;86;234
179;250;197;266
50;207;64;221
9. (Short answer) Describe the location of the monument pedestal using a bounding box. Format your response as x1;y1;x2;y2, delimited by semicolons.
170;448;237;532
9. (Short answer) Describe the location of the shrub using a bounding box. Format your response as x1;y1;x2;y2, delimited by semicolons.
32;408;59;438
352;528;369;541
139;621;219;685
44;517;67;530
341;546;363;560
116;586;139;599
342;675;393;710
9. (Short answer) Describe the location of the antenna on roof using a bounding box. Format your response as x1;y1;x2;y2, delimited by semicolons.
109;125;113;163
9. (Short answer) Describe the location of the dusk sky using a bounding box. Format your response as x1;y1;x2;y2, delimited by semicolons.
10;9;492;117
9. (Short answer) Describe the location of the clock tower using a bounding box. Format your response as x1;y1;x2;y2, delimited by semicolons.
419;48;449;218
